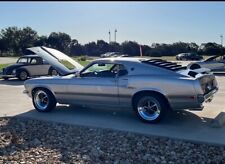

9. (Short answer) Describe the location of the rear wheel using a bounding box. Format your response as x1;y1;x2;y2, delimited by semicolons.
32;88;56;112
133;94;167;123
49;68;58;76
18;70;28;81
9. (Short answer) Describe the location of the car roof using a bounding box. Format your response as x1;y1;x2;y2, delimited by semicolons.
95;57;186;72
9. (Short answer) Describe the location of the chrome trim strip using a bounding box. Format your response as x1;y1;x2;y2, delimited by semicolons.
54;92;131;98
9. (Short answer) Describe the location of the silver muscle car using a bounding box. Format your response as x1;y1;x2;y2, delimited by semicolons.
24;46;218;123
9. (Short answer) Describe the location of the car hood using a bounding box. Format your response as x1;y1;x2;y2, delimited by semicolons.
4;63;26;72
26;46;84;76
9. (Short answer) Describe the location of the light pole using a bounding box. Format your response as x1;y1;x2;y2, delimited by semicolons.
114;29;117;42
220;34;223;47
109;30;111;43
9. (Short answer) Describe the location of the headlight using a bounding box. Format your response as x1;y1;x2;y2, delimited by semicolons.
12;69;16;74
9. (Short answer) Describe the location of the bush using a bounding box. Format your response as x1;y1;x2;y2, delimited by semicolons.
77;56;87;61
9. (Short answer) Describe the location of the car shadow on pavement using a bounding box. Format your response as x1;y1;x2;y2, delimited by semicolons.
0;79;24;86
14;104;213;131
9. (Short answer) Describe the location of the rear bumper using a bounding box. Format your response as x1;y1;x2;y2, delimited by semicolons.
169;87;218;111
197;87;218;103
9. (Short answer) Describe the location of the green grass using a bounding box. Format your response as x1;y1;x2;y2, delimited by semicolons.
0;63;12;71
75;59;90;66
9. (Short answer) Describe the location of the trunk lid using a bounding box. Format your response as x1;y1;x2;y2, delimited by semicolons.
26;46;84;76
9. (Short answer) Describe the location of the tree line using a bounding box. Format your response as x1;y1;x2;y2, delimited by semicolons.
0;26;224;57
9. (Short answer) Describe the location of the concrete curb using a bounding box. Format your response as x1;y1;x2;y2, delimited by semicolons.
210;112;225;128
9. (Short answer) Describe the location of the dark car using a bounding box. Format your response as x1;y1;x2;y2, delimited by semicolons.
0;55;58;81
176;53;203;61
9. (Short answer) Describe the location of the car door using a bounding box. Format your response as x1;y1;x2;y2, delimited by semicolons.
24;57;46;76
65;62;119;107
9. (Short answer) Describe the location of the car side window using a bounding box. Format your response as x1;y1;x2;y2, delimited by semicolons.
17;58;28;64
81;63;116;78
30;58;37;65
110;64;128;76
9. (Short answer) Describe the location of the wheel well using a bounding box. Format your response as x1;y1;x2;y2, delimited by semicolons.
132;91;170;109
32;87;55;98
17;68;30;77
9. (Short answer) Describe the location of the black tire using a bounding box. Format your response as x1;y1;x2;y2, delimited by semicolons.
17;70;28;81
3;77;8;80
133;93;167;123
32;88;56;112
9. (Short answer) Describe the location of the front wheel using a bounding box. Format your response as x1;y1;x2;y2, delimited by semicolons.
134;94;167;123
32;88;56;112
18;70;28;81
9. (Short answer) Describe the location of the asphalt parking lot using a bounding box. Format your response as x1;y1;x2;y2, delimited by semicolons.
0;75;225;145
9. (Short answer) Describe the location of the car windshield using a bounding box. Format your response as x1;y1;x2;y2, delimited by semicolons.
82;63;115;74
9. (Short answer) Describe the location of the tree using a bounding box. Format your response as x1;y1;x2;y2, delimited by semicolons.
198;42;222;56
84;42;98;56
69;39;85;56
34;35;48;46
47;32;71;54
109;42;121;53
141;45;152;56
96;40;110;54
0;26;38;55
19;27;38;54
121;41;139;56
0;26;21;54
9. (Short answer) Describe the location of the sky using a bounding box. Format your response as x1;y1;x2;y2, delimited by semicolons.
0;2;225;46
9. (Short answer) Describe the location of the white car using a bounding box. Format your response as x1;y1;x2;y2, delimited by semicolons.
188;55;225;72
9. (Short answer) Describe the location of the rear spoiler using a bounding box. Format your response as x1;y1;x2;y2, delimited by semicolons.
177;67;212;78
188;68;212;78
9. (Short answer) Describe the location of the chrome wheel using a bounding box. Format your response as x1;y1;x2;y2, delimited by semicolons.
19;71;28;80
34;90;49;111
137;96;161;121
